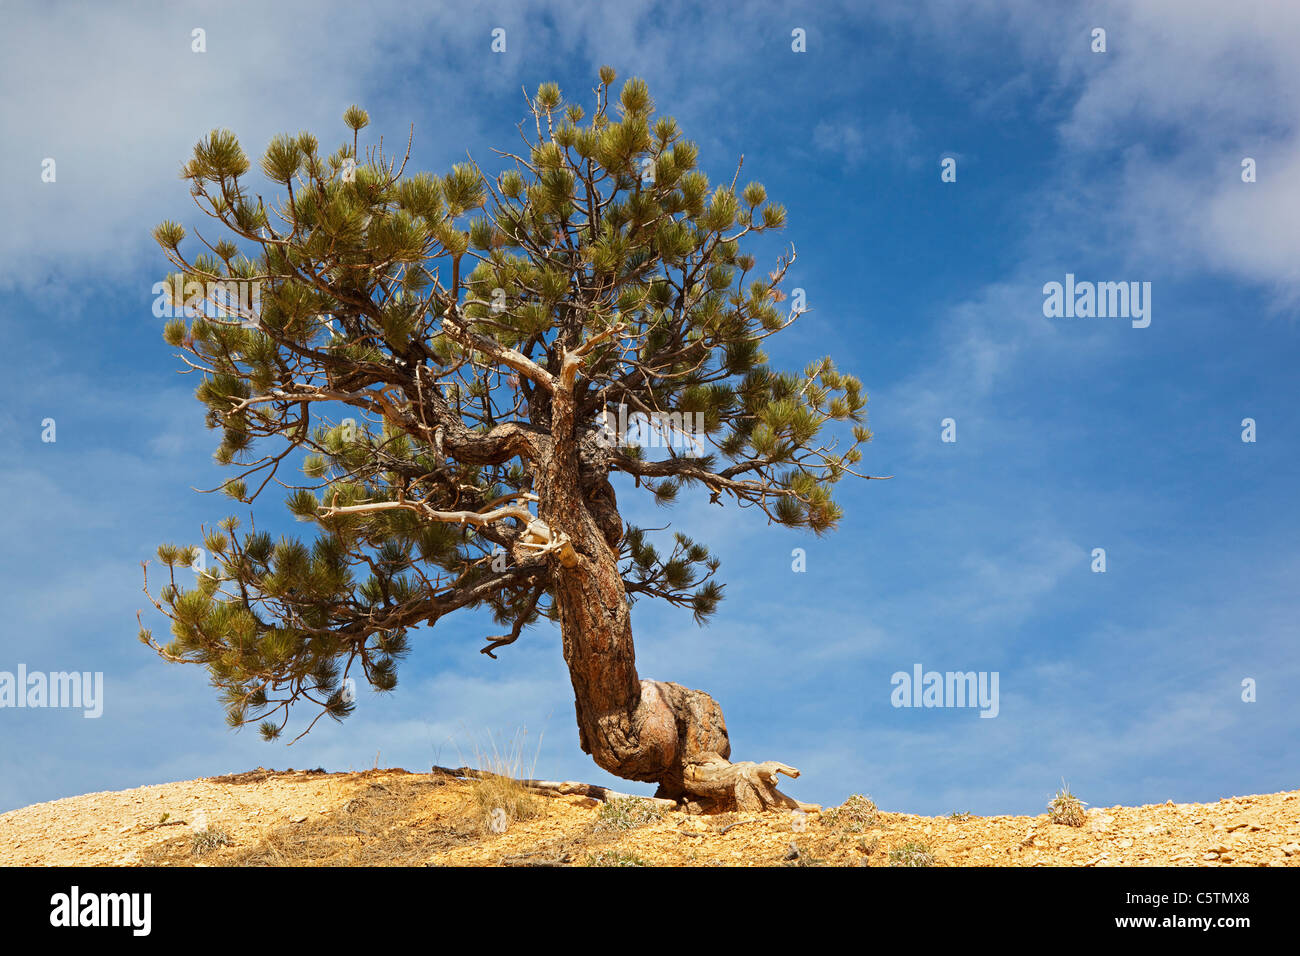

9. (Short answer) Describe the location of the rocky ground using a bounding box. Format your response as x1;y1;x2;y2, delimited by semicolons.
1;768;1297;867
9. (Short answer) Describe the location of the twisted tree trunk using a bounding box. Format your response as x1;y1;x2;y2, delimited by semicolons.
531;382;813;812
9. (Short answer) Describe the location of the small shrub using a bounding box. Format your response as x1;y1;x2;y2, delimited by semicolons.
1047;782;1088;827
596;796;664;832
888;841;936;867
191;827;232;856
948;810;973;821
587;850;649;867
822;793;878;832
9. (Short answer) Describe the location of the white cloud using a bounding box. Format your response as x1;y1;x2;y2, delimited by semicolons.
812;110;922;169
1047;0;1300;304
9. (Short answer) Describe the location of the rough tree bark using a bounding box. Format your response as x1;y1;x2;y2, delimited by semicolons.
524;360;816;814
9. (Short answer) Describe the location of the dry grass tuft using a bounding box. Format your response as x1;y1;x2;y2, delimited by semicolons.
586;849;650;867
1047;781;1088;827
463;730;545;834
888;841;937;867
595;796;665;832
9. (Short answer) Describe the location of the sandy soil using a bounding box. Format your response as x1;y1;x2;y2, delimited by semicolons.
1;768;1297;867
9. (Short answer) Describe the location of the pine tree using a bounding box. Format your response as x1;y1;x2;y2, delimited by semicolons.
138;69;884;811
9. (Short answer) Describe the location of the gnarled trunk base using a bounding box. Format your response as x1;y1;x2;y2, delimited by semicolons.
584;677;817;814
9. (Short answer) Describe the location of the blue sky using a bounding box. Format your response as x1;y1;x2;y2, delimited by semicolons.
1;0;1296;817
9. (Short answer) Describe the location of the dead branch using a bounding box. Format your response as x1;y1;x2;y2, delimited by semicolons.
430;765;677;807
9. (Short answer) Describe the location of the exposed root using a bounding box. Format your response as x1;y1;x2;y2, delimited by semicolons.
681;754;820;814
607;680;820;814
